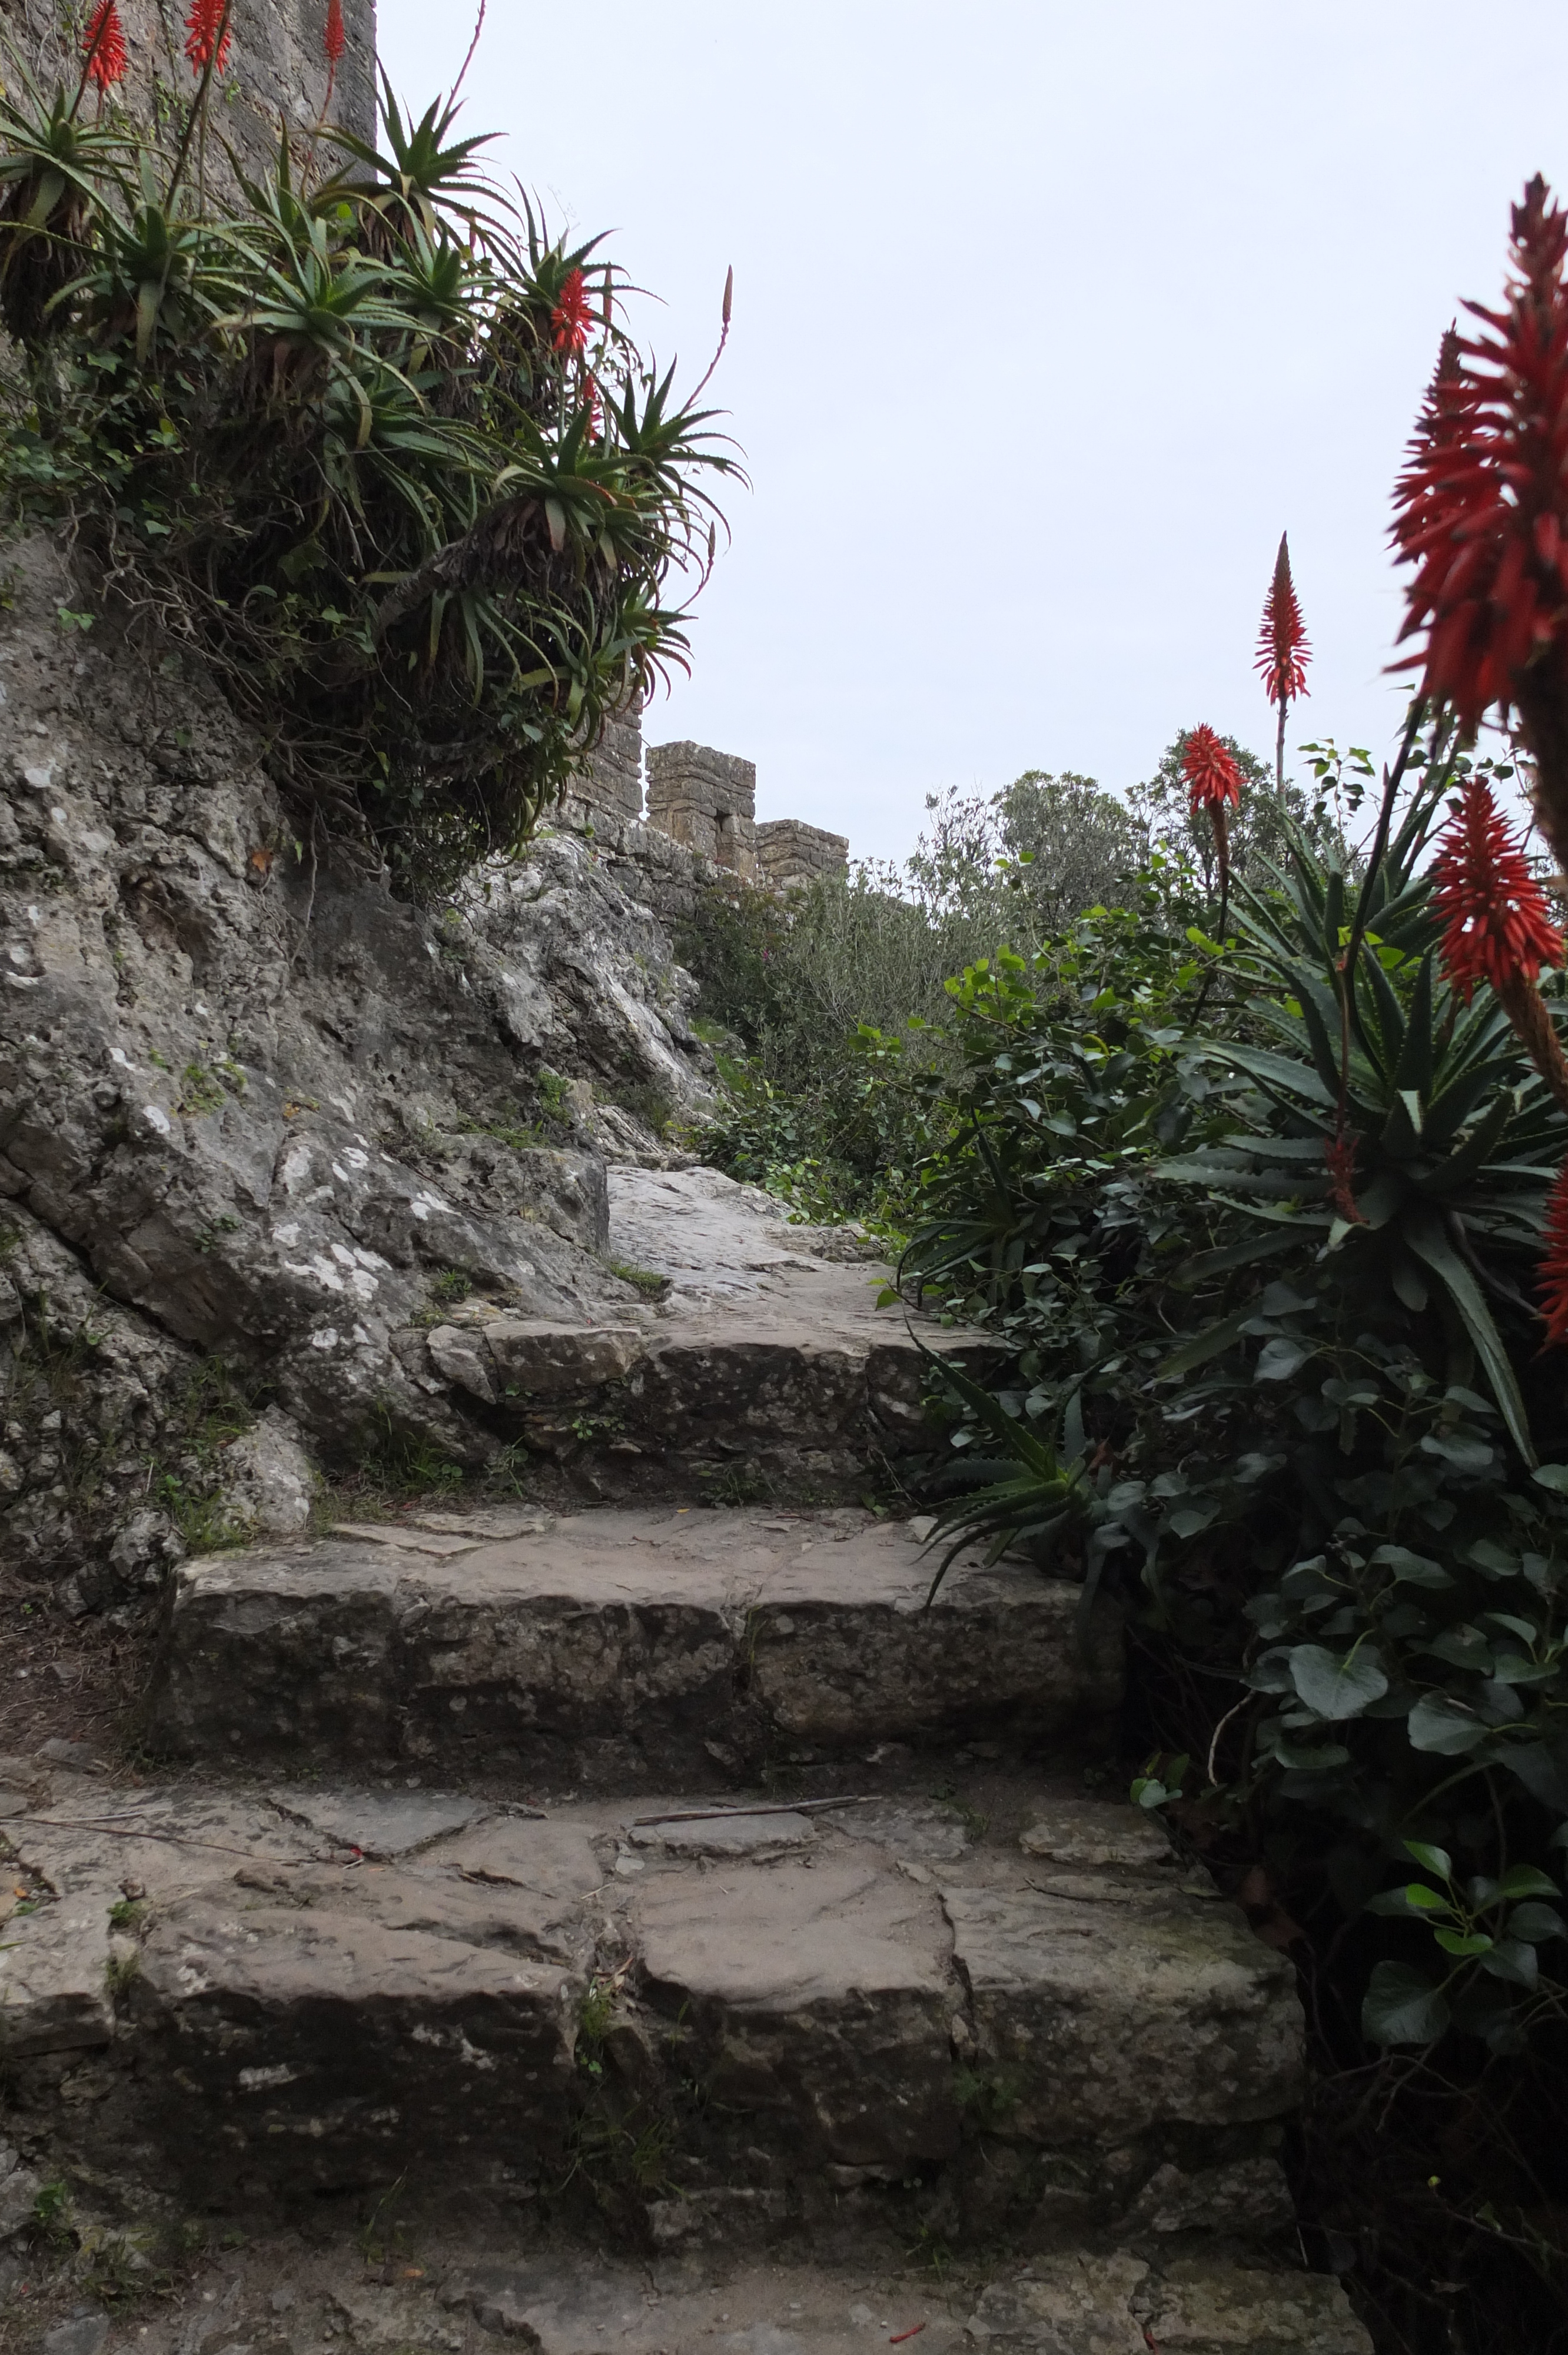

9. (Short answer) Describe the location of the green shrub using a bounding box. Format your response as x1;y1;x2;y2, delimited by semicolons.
0;57;735;890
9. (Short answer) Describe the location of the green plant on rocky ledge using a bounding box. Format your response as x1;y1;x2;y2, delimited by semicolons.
0;28;739;892
609;1258;668;1297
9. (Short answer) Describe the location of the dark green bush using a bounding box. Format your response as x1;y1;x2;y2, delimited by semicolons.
886;727;1568;2343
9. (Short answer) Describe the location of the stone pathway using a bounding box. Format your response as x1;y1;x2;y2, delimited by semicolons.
0;1179;1373;2352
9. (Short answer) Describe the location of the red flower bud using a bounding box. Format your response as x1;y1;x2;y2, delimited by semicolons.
83;1;129;90
184;0;232;77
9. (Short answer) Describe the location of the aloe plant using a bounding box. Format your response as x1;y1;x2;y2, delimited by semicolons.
1161;732;1566;1465
0;53;738;887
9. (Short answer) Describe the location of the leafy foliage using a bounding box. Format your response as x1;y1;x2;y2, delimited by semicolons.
0;54;736;888
680;771;1156;1221
893;724;1568;2064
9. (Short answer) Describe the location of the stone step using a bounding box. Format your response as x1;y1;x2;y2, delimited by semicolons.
145;1505;1123;1785
411;1165;995;1499
28;2229;1374;2355
2;1763;1303;2256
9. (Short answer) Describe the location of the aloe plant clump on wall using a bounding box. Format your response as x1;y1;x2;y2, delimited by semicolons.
0;3;738;889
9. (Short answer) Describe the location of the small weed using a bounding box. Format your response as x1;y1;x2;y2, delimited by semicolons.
356;2177;411;2269
459;1113;545;1150
78;2224;163;2310
105;1946;141;1997
107;1898;147;1933
537;1068;572;1126
354;1403;465;1500
570;1408;625;1445
193;1212;241;1254
428;1268;474;1305
610;1260;669;1299
31;2177;74;2249
152;1471;247;1555
147;1048;171;1071
953;2064;1021;2129
695;1460;773;1508
906;2221;953;2280
576;1972;621;2076
177;1063;226;1116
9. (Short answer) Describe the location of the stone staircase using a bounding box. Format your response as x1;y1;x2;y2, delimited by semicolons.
0;1179;1374;2354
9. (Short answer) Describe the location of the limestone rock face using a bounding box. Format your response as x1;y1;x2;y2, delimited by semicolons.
0;540;715;1587
17;1;378;167
215;1405;315;1534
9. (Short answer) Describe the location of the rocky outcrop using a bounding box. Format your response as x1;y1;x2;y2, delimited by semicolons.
0;539;722;1588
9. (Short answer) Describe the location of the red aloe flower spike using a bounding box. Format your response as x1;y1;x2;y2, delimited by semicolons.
1539;1157;1568;1347
1431;775;1565;997
1390;178;1568;871
1180;724;1243;904
324;0;346;65
551;266;592;357
1430;774;1568;1107
184;0;232;77
1255;532;1310;796
1180;724;1243;814
1324;1127;1364;1226
82;1;129;91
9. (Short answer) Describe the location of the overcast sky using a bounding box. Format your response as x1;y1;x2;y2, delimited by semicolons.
378;1;1568;864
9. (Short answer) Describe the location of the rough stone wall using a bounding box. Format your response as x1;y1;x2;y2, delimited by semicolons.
756;817;850;888
0;536;713;1591
0;0;377;160
645;740;757;878
564;697;645;832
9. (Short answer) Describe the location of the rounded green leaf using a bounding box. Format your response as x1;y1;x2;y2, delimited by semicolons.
1287;1643;1388;1721
1404;1840;1454;1879
1407;1693;1489;1754
1504;1900;1567;1943
1363;1960;1451;2047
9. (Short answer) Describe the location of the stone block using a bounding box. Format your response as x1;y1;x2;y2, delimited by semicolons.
633;1859;961;2171
148;1510;1123;1780
646;741;758;874
571;699;645;824
484;1320;646;1395
943;1883;1305;2140
755;818;851;888
129;1886;580;2200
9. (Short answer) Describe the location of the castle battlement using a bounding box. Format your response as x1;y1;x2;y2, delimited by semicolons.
568;703;849;888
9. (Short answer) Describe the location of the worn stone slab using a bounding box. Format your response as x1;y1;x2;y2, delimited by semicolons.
1;1778;1307;2233
966;2253;1152;2354
627;1810;819;1858
328;1522;484;1556
633;1857;961;2172
127;1884;580;2201
487;1319;646;1394
267;1787;489;1858
0;1896;114;2059
148;1507;1123;1780
1142;2256;1371;2351
61;2234;1371;2355
944;1882;1305;2138
1018;1798;1173;1869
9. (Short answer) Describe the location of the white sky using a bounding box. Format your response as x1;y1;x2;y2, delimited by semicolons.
377;1;1568;864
